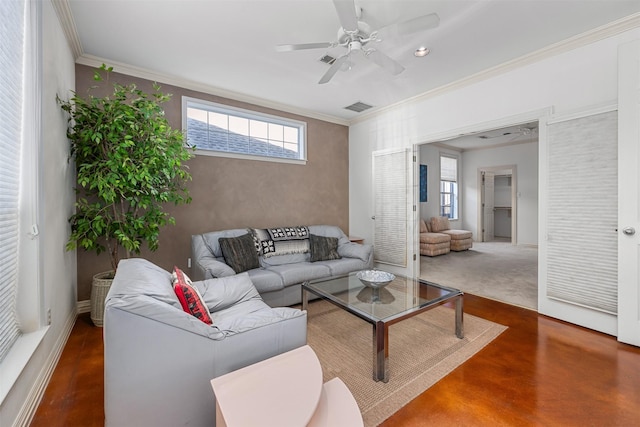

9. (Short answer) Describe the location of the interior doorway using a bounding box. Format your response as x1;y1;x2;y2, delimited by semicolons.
415;116;540;310
478;165;517;243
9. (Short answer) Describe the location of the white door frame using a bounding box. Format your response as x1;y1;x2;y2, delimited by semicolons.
477;165;518;244
413;108;550;279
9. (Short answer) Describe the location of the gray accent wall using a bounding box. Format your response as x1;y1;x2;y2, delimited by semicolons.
74;64;349;301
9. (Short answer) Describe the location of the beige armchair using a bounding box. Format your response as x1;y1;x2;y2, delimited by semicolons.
419;219;451;256
430;216;473;251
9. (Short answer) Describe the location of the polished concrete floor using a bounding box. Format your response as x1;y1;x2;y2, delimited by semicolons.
31;294;640;426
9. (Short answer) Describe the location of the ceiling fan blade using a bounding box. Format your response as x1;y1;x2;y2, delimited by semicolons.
332;0;359;32
318;55;349;84
381;12;440;37
275;42;335;52
365;50;404;76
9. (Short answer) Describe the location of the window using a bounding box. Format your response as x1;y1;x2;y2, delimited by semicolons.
1;0;45;405
182;97;306;163
440;155;458;219
0;0;25;363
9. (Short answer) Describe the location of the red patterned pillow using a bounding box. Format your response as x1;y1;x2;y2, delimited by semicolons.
172;267;213;325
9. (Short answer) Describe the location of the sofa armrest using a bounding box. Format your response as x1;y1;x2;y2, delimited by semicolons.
195;256;236;280
338;242;374;265
192;234;236;280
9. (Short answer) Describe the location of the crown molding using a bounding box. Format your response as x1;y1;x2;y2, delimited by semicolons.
75;55;349;127
56;1;638;128
51;0;82;59
350;12;640;125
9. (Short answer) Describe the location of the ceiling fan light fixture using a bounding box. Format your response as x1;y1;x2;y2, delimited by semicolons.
414;46;430;57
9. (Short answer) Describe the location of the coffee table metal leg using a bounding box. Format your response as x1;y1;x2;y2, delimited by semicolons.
301;285;309;312
455;296;464;339
373;321;389;383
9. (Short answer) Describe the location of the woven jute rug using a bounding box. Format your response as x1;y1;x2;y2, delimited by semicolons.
303;299;507;426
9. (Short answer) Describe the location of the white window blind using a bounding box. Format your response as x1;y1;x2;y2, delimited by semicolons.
373;149;408;266
546;110;618;314
440;155;457;182
0;0;25;361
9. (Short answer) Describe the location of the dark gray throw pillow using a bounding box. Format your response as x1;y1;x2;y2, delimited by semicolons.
309;234;341;262
219;233;260;273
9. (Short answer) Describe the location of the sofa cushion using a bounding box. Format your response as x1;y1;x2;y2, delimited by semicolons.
246;268;286;294
420;219;428;233
441;229;473;240
309;234;341;262
251;226;310;258
268;262;332;287
313;257;369;276
420;232;451;244
172;267;213;325
195;272;262;313
108;258;181;309
212;300;303;336
260;253;309;267
219;233;260;273
430;216;451;232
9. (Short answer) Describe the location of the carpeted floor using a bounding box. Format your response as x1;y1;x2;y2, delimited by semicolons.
304;299;507;427
420;240;538;310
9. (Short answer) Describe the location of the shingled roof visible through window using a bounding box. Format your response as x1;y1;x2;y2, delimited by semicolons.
187;117;298;159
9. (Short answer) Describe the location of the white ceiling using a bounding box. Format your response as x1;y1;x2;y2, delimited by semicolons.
66;0;640;124
432;121;539;151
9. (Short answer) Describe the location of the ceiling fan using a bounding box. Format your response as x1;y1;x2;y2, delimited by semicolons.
478;127;538;140
276;0;439;84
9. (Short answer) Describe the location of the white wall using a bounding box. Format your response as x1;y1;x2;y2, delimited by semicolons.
349;27;640;279
462;141;538;245
1;2;77;426
418;144;442;221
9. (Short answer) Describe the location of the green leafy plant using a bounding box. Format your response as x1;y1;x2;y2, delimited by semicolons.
58;64;193;272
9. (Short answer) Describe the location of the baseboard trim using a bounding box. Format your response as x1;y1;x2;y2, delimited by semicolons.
13;310;77;427
77;299;90;314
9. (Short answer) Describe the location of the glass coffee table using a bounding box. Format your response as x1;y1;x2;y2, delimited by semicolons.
302;271;464;383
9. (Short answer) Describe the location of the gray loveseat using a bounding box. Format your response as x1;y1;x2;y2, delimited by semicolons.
191;225;374;306
104;258;307;427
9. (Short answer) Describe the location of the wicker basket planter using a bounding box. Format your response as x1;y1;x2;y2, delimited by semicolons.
90;270;115;327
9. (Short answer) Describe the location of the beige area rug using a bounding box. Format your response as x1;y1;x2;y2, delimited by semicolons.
303;300;507;426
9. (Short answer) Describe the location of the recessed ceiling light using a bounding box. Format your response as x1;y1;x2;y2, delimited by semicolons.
414;47;430;57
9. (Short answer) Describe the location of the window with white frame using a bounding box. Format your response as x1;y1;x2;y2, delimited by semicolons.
440;155;459;219
183;97;306;163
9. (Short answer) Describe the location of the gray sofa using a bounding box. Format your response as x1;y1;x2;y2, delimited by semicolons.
104;258;307;427
191;225;374;307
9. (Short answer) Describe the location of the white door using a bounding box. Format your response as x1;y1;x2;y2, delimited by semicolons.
372;149;408;267
482;171;495;242
617;39;640;346
540;108;619;336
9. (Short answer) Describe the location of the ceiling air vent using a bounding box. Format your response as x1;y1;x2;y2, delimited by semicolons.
344;101;374;113
319;54;336;65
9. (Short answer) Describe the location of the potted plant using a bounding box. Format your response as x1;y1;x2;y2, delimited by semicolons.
59;64;193;326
